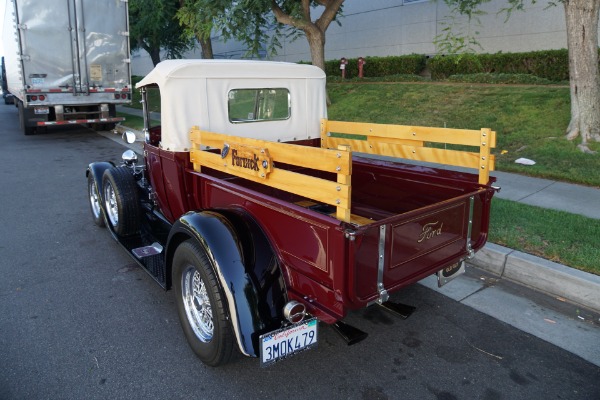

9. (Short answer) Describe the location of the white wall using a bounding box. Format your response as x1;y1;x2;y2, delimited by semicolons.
132;0;569;76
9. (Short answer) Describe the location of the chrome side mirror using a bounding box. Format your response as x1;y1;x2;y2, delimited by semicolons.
122;130;136;144
122;149;138;166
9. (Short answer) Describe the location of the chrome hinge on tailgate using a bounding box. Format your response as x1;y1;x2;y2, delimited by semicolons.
368;224;416;318
466;195;475;259
376;225;389;304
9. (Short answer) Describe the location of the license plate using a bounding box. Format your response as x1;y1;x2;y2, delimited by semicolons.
437;261;465;287
34;107;49;114
259;318;318;367
31;77;45;86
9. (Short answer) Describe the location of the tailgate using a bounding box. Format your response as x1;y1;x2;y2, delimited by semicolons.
349;189;488;303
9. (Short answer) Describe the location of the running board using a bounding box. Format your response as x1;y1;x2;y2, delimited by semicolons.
132;242;163;259
126;241;166;288
331;321;368;345
378;301;416;319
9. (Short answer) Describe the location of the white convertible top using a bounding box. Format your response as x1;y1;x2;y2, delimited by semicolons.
136;59;328;152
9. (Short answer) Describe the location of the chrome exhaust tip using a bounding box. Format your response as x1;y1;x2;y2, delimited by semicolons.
283;300;306;324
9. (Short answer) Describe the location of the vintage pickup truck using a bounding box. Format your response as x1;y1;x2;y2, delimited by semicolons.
86;60;497;367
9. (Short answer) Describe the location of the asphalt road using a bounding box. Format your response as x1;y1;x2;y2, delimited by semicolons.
0;104;599;400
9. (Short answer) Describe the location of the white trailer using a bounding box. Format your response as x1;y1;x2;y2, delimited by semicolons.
2;0;131;134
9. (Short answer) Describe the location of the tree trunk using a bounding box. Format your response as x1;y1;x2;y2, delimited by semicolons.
564;0;600;153
148;46;162;67
197;35;214;59
270;0;344;72
304;25;326;71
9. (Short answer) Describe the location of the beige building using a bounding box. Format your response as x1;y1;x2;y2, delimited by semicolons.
132;0;569;76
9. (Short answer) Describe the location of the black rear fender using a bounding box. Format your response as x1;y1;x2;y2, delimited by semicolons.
166;210;286;357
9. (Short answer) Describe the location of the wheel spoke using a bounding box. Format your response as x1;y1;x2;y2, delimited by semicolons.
182;267;214;342
89;181;101;218
104;183;119;227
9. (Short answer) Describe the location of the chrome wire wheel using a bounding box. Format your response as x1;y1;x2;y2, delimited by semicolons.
87;174;105;227
104;181;119;228
173;240;235;366
89;179;102;221
182;265;214;342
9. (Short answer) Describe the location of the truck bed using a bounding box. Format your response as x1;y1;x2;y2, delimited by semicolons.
191;154;494;320
209;155;488;224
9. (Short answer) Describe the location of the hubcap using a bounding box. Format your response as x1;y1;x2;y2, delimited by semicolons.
182;266;214;342
104;182;119;227
89;180;102;219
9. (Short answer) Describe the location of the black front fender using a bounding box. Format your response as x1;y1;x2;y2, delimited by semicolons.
86;161;116;232
167;211;285;358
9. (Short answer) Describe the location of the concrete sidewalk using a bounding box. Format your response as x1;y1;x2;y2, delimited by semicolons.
112;107;600;314
492;170;600;220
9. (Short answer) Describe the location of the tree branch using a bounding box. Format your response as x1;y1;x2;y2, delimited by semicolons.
316;0;344;32
271;0;306;29
302;0;311;22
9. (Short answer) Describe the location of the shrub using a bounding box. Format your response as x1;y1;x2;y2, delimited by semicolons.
324;54;426;78
428;50;570;81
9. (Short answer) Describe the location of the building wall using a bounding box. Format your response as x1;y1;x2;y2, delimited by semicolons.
132;0;569;76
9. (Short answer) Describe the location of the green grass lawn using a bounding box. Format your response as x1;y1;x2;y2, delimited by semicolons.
327;82;600;187
490;198;600;275
121;80;600;275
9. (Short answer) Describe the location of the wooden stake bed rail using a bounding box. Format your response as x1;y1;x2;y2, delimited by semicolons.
189;128;353;221
321;119;496;185
189;121;496;224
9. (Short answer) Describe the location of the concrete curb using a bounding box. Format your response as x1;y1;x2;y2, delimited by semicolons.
471;243;600;313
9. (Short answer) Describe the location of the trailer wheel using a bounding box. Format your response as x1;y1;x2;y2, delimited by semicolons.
102;167;140;236
173;240;235;366
88;174;105;228
17;101;34;135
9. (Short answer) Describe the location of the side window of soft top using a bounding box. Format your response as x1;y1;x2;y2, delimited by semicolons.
228;88;290;123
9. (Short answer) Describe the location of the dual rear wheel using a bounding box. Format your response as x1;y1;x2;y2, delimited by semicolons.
87;166;140;237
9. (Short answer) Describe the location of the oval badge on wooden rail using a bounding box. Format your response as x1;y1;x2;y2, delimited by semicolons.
224;142;273;179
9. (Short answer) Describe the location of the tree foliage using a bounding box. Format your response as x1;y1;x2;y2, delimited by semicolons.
129;0;193;66
176;1;225;59
177;0;344;70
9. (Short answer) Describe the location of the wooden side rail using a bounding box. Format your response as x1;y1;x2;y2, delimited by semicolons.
320;119;496;185
189;127;353;222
